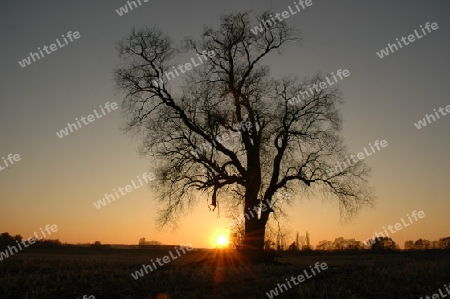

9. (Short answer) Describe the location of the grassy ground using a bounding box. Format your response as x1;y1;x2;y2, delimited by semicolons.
0;248;449;298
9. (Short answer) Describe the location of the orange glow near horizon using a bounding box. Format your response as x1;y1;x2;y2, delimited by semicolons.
210;229;230;248
216;235;229;247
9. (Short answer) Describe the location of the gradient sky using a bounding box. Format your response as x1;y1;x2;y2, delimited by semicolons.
1;0;449;249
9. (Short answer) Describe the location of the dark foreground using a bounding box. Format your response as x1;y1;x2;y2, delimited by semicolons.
1;248;449;299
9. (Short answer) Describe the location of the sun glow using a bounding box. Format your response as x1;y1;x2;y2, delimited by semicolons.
210;228;230;248
216;235;229;247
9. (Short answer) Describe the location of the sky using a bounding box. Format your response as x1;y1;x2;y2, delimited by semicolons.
0;0;449;249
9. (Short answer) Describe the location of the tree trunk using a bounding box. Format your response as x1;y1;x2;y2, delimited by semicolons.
243;216;268;263
242;191;273;262
241;146;270;262
242;162;263;250
243;216;266;251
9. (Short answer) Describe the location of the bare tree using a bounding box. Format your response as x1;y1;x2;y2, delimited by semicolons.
114;11;374;259
306;231;311;250
414;238;431;250
438;237;450;249
404;240;414;250
139;238;163;246
371;237;399;251
229;214;245;250
333;237;346;251
316;240;334;251
298;234;306;250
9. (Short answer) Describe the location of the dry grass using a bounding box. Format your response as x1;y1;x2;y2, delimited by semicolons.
0;248;449;298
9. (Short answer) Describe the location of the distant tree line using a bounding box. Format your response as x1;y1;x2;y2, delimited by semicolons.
404;237;450;250
315;237;366;251
288;231;312;251
1;233;172;251
289;236;450;251
4;231;448;251
0;232;62;249
138;238;163;249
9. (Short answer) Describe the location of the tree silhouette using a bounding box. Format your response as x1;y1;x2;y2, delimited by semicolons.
316;240;334;251
414;238;431;250
404;240;414;250
370;237;399;251
114;11;374;257
439;237;450;249
333;237;346;251
0;232;15;248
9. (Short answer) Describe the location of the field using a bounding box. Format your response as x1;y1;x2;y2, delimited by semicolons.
1;248;449;299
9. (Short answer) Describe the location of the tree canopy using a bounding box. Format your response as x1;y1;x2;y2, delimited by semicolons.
114;11;374;254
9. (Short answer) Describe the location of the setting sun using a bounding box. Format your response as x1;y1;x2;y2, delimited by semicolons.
216;235;229;247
